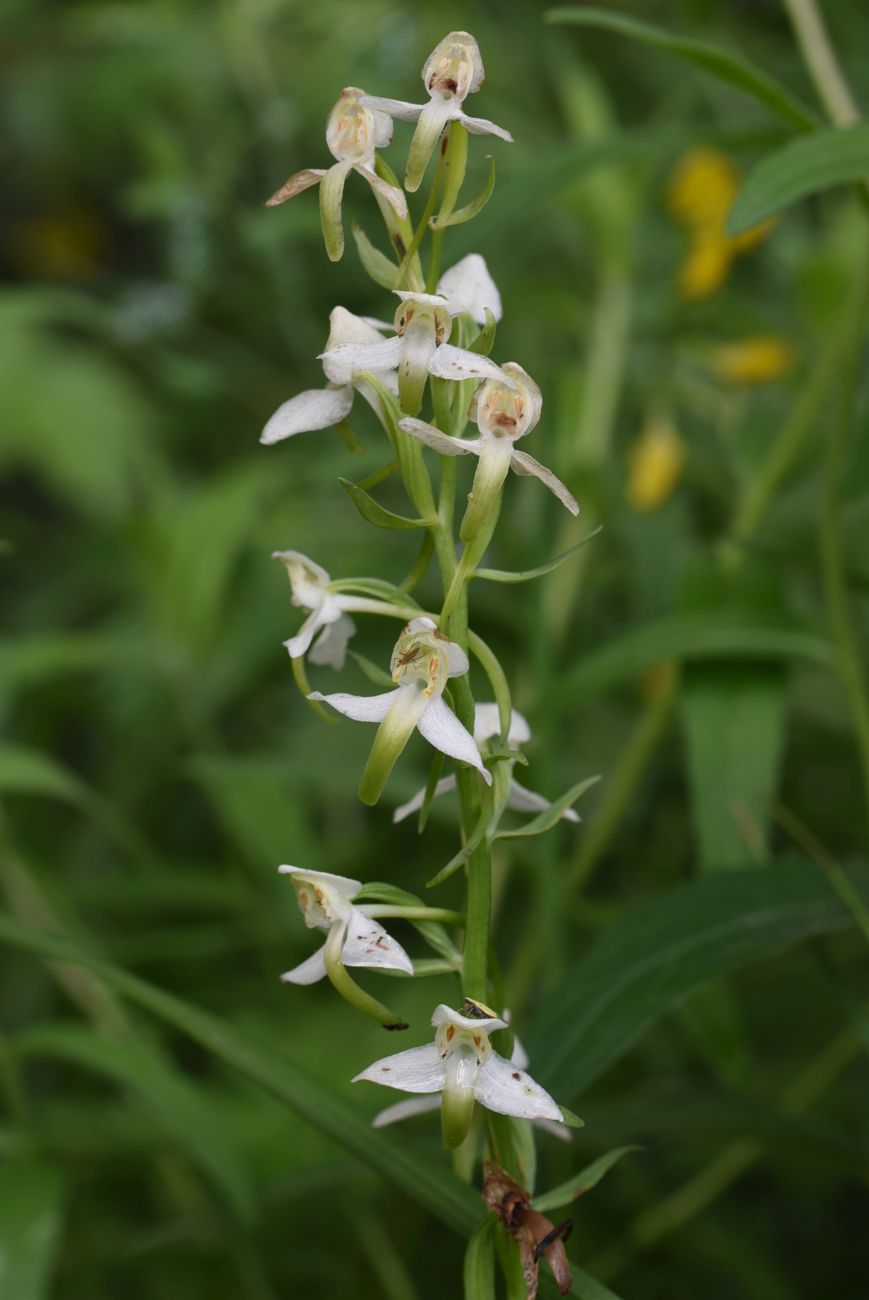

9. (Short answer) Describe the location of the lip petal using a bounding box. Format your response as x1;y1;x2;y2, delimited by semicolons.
260;386;354;444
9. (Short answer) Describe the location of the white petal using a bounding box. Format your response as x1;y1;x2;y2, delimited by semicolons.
307;688;397;723
393;291;454;308
405;615;437;635
399;418;481;458
473;704;531;746
431;1004;507;1035
272;549;332;589
319;336;404;381
352;1042;446;1093
277;866;363;897
510;449;580;515
459;112;514;142
325;305;392;352
358;95;425;124
392;774;457;823
405;97;458;191
437;254;502;325
342;906;413;974
507;779;581;822
371;1095;440;1127
510;1034;530;1071
284;608;326;660
357;165;408;219
281;943;327;985
444;640;469;678
427;343;512;385
416;697;492;783
474;1052;562;1122
260;386;354;444
371;107;394;149
309;613;355;670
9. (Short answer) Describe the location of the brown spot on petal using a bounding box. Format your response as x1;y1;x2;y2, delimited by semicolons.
512;1072;521;1080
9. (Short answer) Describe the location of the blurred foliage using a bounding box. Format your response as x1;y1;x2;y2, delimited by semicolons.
2;0;869;1297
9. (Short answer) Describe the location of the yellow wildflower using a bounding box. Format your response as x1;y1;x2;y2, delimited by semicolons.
627;414;686;512
666;148;777;301
708;336;797;387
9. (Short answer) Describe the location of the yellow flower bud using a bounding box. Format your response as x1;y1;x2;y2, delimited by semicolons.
666;148;740;230
678;230;733;301
708;336;796;387
627;415;685;512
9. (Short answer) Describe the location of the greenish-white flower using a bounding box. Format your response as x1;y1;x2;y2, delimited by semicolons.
361;32;512;192
354;1002;563;1148
319;289;509;415
309;616;491;804
279;866;412;984
399;363;579;535
261;307;397;446
266;87;407;261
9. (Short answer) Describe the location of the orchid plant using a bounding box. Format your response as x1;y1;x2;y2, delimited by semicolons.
262;29;604;1298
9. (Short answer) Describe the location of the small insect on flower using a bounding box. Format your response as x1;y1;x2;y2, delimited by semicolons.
462;996;499;1019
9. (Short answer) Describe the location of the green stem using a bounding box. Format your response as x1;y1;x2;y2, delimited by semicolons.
818;258;869;826
362;906;464;924
781;0;861;127
323;926;409;1030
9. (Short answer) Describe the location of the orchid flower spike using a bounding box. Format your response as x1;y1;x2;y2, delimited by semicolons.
399;362;579;537
266;87;407;261
261;307;400;446
279;866;413;985
354;1001;564;1149
361;32;512;193
309;616;492;805
393;703;581;825
319;291;509;416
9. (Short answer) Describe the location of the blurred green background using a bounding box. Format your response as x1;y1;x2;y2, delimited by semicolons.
3;0;869;1296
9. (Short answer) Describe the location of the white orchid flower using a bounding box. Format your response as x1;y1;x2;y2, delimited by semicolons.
272;550;358;669
266;87;407;261
309;616;492;805
392;703;581;825
261;307;400;446
400;363;579;537
319;290;510;416
437;253;502;325
354;1001;563;1148
361;32;512;193
279;865;413;985
370;1012;572;1143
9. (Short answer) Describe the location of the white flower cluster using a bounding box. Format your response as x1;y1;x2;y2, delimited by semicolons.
262;32;586;1152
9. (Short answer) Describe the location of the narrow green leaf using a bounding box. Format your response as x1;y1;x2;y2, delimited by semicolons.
14;1023;253;1220
0;744;84;803
339;477;433;530
355;459;401;492
474;530;602;584
527;861;869;1100
352;222;401;288
545;8;817;131
0;916;622;1300
0;1160;63;1300
468;307;497;358
464;1217;496;1300
681;663;786;869
495;776;601;841
532;1147;639;1213
552;612;833;709
0;912;480;1236
432;156;496;229
728;122;869;233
